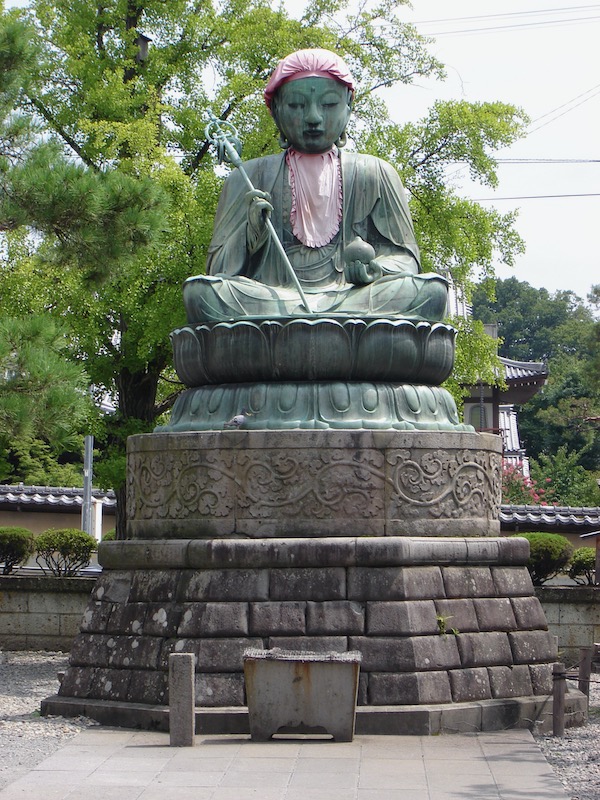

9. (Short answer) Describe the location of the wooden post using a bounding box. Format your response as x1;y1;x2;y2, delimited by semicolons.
579;646;593;702
552;662;566;737
169;653;196;746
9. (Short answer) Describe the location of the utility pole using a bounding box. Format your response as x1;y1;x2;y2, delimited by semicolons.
81;435;94;535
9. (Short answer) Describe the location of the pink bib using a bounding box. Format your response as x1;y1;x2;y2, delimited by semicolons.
286;147;342;248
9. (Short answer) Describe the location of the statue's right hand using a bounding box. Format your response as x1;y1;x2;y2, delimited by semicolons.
246;189;273;231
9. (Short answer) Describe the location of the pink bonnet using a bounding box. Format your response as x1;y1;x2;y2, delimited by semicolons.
264;49;355;110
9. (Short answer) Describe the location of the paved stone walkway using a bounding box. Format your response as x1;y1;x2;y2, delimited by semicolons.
0;727;569;799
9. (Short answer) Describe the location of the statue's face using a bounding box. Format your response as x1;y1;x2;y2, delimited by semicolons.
273;76;352;154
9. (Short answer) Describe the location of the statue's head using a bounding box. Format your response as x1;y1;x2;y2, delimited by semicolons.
264;49;355;154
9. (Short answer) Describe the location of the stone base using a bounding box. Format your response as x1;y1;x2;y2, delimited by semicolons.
42;691;587;735
127;430;502;539
45;536;576;735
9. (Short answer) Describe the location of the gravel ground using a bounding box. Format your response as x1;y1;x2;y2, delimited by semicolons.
0;651;97;791
1;650;600;798
536;680;600;800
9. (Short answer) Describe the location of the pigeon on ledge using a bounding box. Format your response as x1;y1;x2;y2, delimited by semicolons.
224;407;253;429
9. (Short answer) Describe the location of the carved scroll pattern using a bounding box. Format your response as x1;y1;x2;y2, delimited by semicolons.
387;448;502;520
127;450;237;520
236;449;386;519
127;444;501;524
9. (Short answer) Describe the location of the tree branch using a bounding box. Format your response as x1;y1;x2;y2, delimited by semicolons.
28;97;99;171
154;389;182;417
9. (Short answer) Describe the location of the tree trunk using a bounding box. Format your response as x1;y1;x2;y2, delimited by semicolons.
114;484;128;541
113;361;164;539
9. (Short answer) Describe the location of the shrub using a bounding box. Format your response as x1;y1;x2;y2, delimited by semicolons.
0;527;34;575
513;532;573;586
502;463;551;505
101;529;116;541
568;546;597;586
35;528;97;577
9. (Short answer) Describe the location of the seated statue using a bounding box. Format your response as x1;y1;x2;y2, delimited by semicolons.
183;49;448;323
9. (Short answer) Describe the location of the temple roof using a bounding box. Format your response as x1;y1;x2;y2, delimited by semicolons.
500;504;600;532
498;357;548;404
501;357;548;382
0;484;116;512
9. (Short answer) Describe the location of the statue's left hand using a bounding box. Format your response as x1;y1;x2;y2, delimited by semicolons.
344;258;383;286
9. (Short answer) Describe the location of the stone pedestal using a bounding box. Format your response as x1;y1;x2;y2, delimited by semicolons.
43;429;587;734
127;430;502;539
43;532;587;734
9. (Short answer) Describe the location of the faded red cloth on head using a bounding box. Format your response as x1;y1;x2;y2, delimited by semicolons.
264;49;355;109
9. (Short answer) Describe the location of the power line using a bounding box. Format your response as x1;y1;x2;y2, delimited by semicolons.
495;158;600;163
529;83;600;123
374;10;600;38
473;193;600;201
413;5;600;26
426;15;600;36
527;88;600;134
410;5;600;35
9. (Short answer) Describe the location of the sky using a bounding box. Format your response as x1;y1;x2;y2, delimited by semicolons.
379;1;599;301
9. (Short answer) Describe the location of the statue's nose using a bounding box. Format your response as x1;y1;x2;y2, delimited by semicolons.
305;103;323;125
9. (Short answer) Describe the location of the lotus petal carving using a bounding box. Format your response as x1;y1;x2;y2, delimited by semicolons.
171;317;456;387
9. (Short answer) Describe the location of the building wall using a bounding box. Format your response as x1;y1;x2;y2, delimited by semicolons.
0;509;115;536
0;576;96;651
536;586;600;662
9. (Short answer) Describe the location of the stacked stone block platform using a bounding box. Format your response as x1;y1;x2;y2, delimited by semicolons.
44;430;587;733
55;537;558;721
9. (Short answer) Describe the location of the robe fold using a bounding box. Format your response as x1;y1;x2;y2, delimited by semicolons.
184;151;448;321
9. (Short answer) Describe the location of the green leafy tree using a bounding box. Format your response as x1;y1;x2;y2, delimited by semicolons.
0;434;85;486
0;315;92;481
0;14;166;279
473;277;600;476
0;12;167;485
516;351;600;471
472;277;595;363
3;1;528;535
530;447;600;508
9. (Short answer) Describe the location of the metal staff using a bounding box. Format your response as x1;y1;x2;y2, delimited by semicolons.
204;111;314;314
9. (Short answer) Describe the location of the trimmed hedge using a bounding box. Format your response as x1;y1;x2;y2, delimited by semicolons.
568;546;597;586
0;527;35;575
35;528;97;577
512;532;574;586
